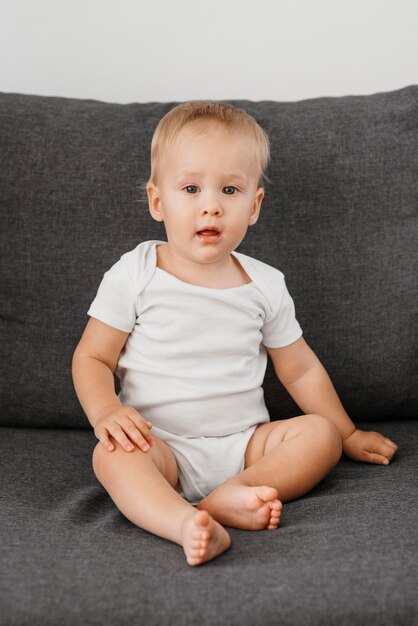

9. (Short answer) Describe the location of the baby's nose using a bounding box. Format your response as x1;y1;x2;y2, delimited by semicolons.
199;190;223;215
202;206;222;215
200;189;222;215
200;201;223;216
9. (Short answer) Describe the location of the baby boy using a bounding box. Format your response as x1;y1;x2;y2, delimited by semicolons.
72;100;398;567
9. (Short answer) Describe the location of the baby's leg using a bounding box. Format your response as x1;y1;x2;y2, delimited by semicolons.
92;436;231;566
198;414;342;530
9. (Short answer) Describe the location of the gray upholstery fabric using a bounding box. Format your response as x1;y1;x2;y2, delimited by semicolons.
1;88;417;625
2;421;417;625
1;87;417;428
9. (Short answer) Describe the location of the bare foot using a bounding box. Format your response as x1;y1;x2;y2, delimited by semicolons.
197;480;282;530
181;509;231;567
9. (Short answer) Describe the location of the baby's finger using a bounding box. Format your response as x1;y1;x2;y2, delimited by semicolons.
141;422;154;444
95;428;114;452
123;421;153;452
124;409;154;444
367;434;396;459
127;416;154;446
366;452;390;465
383;437;398;451
377;441;397;460
108;423;141;452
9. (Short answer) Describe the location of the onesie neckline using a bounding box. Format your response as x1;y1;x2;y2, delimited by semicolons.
153;243;255;292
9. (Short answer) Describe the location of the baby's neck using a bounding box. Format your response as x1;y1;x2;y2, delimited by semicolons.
156;244;251;289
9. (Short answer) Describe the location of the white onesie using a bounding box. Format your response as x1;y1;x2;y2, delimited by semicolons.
87;240;303;504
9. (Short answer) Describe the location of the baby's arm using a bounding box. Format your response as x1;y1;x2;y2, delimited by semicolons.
266;337;398;465
72;318;154;453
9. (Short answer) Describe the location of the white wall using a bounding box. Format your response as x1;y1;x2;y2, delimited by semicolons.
1;0;417;103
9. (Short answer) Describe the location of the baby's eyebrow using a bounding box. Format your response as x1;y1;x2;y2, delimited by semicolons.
174;171;202;180
224;173;248;182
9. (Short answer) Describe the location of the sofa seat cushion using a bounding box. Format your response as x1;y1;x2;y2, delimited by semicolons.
2;420;417;625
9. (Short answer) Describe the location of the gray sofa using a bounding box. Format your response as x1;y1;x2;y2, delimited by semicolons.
1;86;417;625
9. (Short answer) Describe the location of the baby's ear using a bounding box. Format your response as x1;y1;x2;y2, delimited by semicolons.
249;187;264;224
147;183;164;222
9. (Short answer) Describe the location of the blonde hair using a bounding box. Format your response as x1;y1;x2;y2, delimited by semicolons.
142;100;271;197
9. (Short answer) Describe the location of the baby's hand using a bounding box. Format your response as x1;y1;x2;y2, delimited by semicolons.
342;429;398;465
94;404;154;453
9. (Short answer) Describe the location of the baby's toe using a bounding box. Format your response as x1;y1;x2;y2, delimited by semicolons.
182;508;231;566
267;514;280;528
187;554;203;566
189;537;206;559
255;485;279;502
271;504;281;513
266;498;282;526
192;528;209;541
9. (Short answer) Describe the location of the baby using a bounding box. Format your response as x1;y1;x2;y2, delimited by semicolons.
72;100;398;567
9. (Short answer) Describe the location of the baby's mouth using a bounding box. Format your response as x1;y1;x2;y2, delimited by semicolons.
196;228;222;242
197;229;220;236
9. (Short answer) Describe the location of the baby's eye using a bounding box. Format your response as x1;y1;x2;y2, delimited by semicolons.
183;185;239;195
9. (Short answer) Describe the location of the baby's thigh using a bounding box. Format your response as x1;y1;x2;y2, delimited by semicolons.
93;434;180;489
244;414;341;469
150;435;180;488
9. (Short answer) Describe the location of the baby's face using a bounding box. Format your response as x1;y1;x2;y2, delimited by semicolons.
147;121;265;267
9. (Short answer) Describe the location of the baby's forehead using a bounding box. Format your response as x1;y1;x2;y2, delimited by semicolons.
176;119;247;142
165;123;256;165
159;121;260;181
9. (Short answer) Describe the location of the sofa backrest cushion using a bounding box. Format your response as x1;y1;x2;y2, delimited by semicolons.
1;86;417;428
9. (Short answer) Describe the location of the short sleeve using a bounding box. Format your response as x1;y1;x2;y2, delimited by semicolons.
87;258;137;333
261;275;303;348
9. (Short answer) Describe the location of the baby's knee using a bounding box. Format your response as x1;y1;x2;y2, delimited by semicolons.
92;438;125;475
92;440;110;476
308;414;342;462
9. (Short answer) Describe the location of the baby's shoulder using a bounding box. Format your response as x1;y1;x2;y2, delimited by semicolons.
107;239;164;295
233;250;285;285
118;239;163;279
233;250;287;315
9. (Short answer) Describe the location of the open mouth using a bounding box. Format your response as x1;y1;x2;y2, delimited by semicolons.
196;228;222;242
